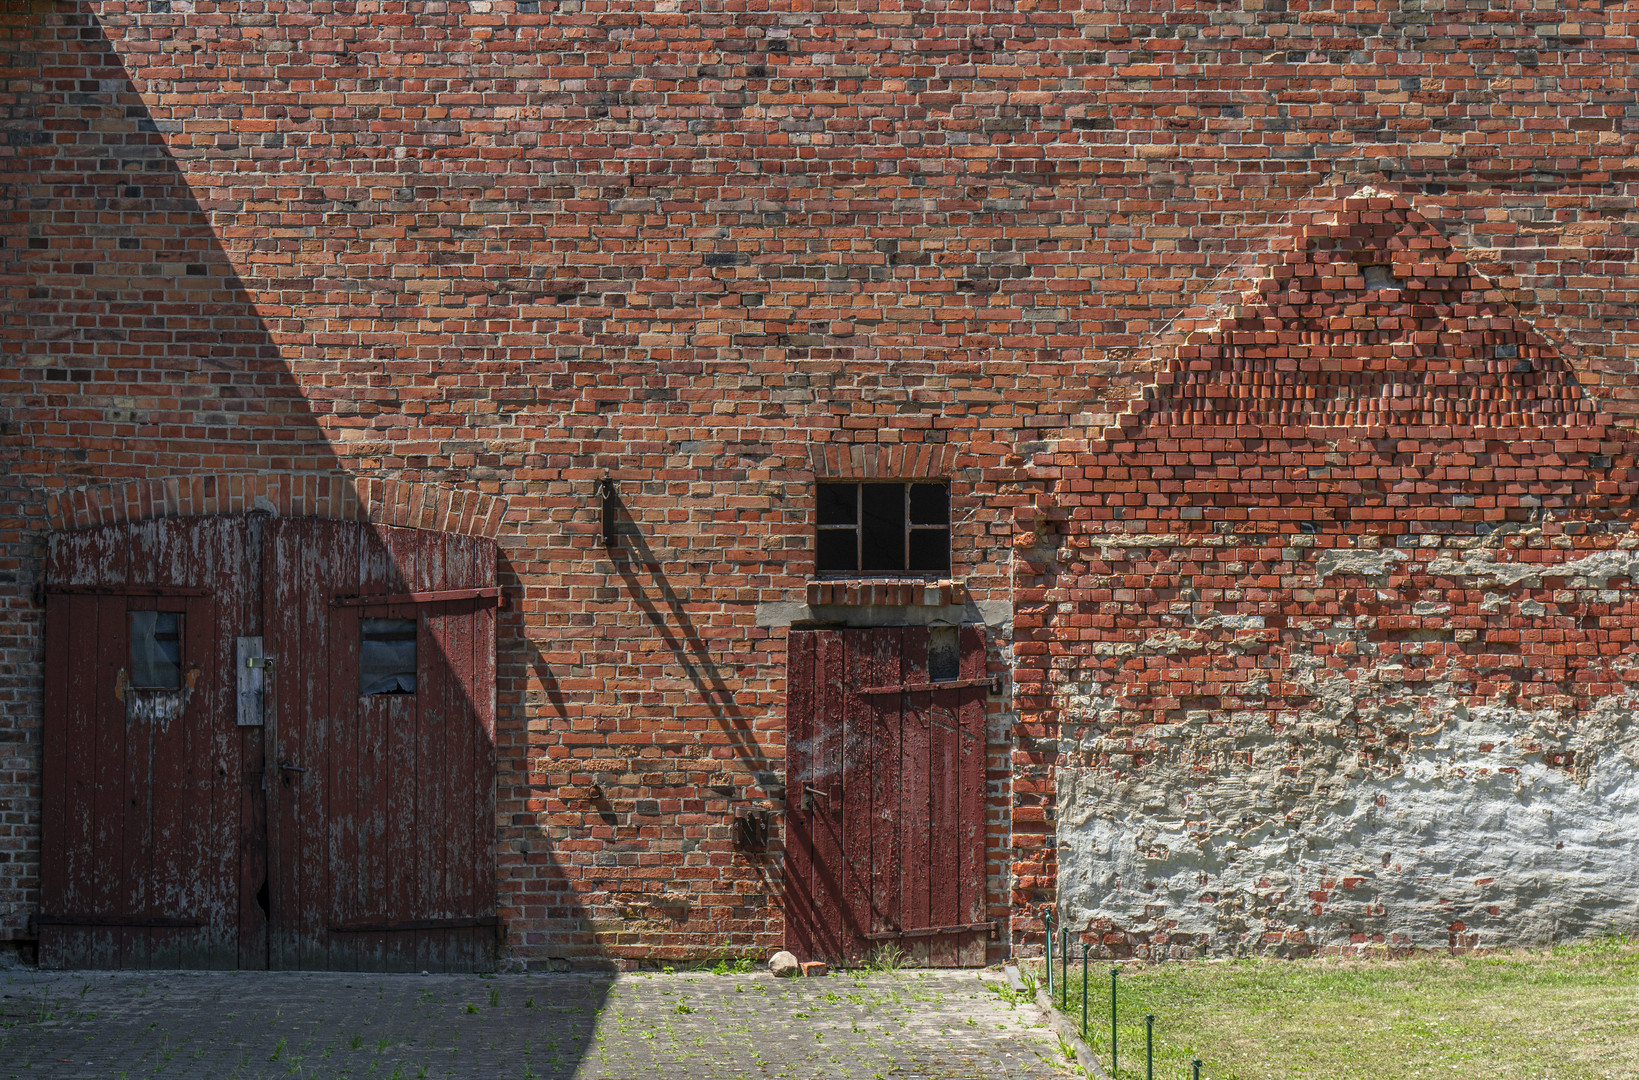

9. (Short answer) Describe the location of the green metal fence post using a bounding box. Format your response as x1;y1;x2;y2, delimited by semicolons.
1061;928;1070;1011
1145;1013;1154;1080
1045;910;1053;997
1192;1058;1202;1080
1110;965;1119;1078
1080;943;1089;1039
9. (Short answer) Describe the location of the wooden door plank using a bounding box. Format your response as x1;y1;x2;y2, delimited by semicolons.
956;626;988;968
782;630;818;960
216;516;256;969
418;595;452;975
899;628;932;969
93;593;130;969
867;627;902;950
468;534;498;973
928;642;962;969
264;520;296;969
839;630;873;966
465;537;494;976
39;592;71;969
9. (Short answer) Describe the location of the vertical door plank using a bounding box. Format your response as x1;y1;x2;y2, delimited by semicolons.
189;519;237;968
418;593;453;975
378;531;429;973
782;630;818;960
839;630;873;966
928;637;962;969
92;594;129;969
38;593;72;969
899;628;932;968
440;532;472;972
46;593;103;968
468;533;499;973
237;517;270;970
956;626;988;967
263;521;294;970
122;522;163;970
867;628;902;949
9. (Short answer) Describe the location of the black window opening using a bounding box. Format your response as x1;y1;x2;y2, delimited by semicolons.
815;482;950;578
129;610;182;689
360;617;417;695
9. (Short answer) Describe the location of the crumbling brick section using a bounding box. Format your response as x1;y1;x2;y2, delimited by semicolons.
1020;192;1639;958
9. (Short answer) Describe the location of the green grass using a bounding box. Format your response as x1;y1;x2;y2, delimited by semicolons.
1043;938;1639;1080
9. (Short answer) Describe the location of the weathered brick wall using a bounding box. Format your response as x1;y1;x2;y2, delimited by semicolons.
2;0;1639;964
1022;192;1639;957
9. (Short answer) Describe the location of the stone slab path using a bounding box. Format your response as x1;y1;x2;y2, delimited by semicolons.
0;967;1076;1080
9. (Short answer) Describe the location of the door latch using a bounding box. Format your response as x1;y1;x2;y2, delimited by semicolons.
801;784;830;810
246;656;274;670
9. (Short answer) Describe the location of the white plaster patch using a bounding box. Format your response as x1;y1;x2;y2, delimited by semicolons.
1056;689;1639;956
1314;548;1408;582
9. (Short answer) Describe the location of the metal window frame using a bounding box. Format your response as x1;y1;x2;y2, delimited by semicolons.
814;481;950;578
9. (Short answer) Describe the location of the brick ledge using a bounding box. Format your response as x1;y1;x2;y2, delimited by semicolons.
806;579;967;607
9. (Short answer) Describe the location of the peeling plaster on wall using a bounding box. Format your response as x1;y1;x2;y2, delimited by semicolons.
1055;627;1639;958
1315;549;1408;582
1427;548;1639;589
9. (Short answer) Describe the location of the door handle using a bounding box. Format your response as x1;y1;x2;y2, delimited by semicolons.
801;784;830;811
278;761;307;774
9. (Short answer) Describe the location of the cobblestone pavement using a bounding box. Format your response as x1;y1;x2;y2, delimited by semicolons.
0;966;1075;1080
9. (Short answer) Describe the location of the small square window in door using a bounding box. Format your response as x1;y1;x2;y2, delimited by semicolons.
129;610;182;689
360;618;417;695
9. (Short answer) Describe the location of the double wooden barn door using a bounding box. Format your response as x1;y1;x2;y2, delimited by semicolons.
39;516;498;971
785;626;990;968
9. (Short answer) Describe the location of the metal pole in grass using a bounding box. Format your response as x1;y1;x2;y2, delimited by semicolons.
1080;942;1089;1039
1110;965;1118;1078
1045;910;1053;997
1192;1059;1202;1080
1061;928;1070;1011
1145;1014;1154;1080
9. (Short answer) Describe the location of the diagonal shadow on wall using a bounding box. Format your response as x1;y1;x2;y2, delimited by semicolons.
0;6;599;1041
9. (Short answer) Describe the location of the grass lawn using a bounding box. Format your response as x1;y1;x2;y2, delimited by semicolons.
1035;938;1639;1080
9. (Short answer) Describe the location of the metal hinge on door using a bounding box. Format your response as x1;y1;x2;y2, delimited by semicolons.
236;637;272;727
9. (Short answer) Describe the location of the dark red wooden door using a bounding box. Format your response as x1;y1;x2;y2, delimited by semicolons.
41;517;256;969
40;517;497;971
785;626;989;968
264;519;498;971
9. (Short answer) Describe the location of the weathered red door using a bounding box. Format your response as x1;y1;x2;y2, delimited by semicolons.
39;516;497;971
264;518;498;971
784;626;989;968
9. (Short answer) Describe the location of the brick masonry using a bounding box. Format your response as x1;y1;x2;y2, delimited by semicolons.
1;0;1639;964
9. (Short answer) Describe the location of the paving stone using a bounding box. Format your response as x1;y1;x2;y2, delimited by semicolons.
0;968;1075;1080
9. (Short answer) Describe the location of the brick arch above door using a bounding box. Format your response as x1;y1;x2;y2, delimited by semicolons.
42;474;508;539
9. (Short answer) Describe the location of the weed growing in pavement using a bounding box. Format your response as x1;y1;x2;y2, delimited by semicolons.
864;943;908;975
488;987;499;1007
349;1034;365;1050
268;1038;285;1061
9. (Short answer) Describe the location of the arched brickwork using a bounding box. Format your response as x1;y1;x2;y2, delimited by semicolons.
43;475;508;540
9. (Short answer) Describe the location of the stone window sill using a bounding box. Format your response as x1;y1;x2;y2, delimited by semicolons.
806;578;967;608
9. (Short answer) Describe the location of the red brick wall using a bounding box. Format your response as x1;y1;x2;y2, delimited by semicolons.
1019;192;1639;956
2;0;1639;963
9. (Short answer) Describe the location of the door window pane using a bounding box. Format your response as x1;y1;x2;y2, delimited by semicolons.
360;618;417;695
129;611;182;689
